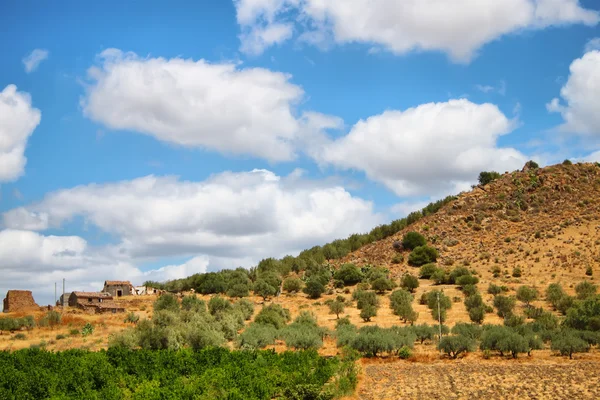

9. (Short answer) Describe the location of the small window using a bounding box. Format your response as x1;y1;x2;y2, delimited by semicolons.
88;298;92;303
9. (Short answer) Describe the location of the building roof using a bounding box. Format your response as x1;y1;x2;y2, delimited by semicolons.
72;291;112;299
104;280;132;286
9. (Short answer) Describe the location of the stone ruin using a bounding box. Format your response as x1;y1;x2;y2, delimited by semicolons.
2;290;40;313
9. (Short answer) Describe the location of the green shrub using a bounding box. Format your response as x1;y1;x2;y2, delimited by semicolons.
413;324;435;344
563;295;600;331
13;333;27;340
512;267;522;278
468;307;485;324
350;326;395;357
586;266;593;276
389;289;417;324
355;291;379;310
227;283;250;298
516;286;538;306
334;264;365;286
360;305;377;322
303;279;326;299
478;171;501;185
208;295;233;316
81;323;94;337
153;294;180;312
254;304;291;329
503;314;525;327
233;298;254;321
408;246;438;266
456;275;479;287
545;283;565;307
124;312;140;324
282;312;325;350
419;263;438;279
438;335;476;359
328;301;345;319
283;277;303;293
336;324;357;347
402;232;427;250
400;274;419;293
551;331;590;359
253;279;277;300
451;323;482;340
462;284;478;297
575;281;597;300
391;254;404;264
181;295;206;312
493;295;516;318
371;277;395;294
488;283;502;295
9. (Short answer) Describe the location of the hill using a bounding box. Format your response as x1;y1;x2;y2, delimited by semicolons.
337;162;600;292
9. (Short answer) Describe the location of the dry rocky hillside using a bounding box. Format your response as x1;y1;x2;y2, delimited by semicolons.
338;162;600;299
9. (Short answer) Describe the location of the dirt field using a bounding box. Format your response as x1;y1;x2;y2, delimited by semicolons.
357;354;600;399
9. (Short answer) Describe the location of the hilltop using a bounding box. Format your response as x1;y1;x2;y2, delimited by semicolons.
338;162;600;290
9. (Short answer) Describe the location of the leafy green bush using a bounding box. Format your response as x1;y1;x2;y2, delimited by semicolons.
282;312;326;350
425;290;452;323
154;293;180;312
81;323;94;337
253;279;277;300
181;295;206;312
400;274;419;293
468;307;485;324
563;295;600;331
303;279;326;299
283;277;303;293
389;289;417;324
478;171;501;185
438;335;476;359
551;330;590;359
208;295;233;316
371;277;395;293
456;274;479;287
254;304;291;329
234;298;254;321
462;284;478;297
334;264;365;286
408;246;439;266
419;263;439;279
355;290;379;310
575;281;597;300
516;286;538;306
451;323;482;340
0;347;345;399
124;312;140;324
227;283;250;298
488;283;503;295
329;301;345;319
493;295;516;318
402;232;427;250
413;324;435;344
360;305;377;322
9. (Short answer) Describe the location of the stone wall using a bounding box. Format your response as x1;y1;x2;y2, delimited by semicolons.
2;290;40;313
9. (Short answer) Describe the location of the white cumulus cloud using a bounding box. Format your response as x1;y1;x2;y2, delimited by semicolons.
3;169;381;261
82;49;315;162
547;50;600;135
311;99;527;196
0;85;41;182
22;49;49;73
234;0;598;61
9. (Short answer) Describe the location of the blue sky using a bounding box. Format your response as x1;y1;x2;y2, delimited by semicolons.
1;0;599;304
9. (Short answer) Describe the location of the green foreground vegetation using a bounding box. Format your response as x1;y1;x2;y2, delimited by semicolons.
0;347;356;400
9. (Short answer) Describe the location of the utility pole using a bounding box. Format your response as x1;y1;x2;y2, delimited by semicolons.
54;282;57;307
436;292;442;339
62;278;66;312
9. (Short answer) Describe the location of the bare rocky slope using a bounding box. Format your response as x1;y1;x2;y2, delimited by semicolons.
336;162;600;293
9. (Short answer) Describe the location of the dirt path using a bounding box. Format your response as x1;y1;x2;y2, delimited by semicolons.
357;359;600;399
